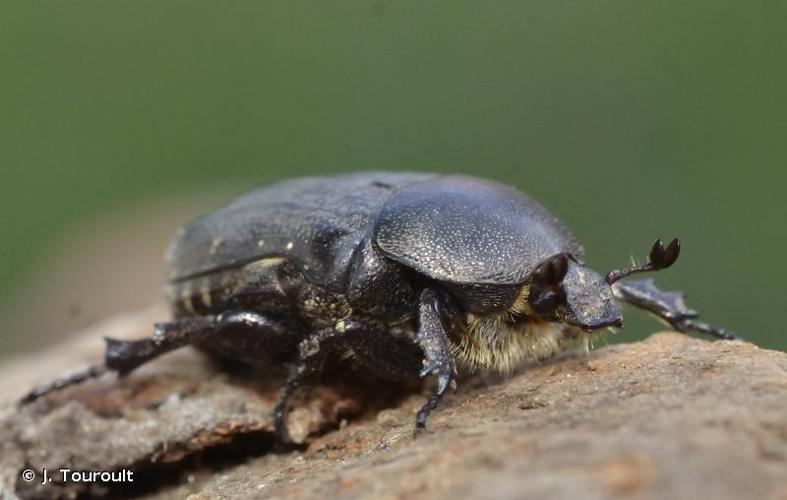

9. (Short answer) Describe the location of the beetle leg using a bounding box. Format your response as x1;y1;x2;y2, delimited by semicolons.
19;364;108;404
21;311;297;404
612;278;741;340
105;316;218;373
198;311;303;366
273;328;343;442
413;288;457;431
342;320;423;380
19;316;219;404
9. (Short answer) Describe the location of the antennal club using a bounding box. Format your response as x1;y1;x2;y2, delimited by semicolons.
605;238;680;285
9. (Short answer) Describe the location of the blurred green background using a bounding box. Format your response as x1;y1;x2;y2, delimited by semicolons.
1;1;784;358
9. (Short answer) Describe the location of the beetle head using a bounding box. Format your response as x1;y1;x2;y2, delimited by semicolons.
527;254;623;332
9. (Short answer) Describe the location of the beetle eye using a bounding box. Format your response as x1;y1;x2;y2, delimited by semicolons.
529;289;562;319
528;254;569;320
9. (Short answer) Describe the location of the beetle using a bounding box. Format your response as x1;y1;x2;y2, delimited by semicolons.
22;172;739;438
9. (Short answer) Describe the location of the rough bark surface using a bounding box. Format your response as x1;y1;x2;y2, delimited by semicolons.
0;306;785;499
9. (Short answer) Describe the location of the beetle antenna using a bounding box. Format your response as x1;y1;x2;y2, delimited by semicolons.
605;238;680;285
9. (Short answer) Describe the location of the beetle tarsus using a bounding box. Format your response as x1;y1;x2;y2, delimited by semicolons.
273;329;343;443
20;364;108;404
612;278;742;341
273;364;300;443
670;318;741;341
413;288;457;432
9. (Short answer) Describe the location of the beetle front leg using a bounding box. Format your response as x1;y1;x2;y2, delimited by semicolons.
414;288;457;431
273;328;343;442
612;278;741;340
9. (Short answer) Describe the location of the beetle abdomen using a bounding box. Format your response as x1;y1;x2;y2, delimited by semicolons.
166;256;292;318
165;172;436;287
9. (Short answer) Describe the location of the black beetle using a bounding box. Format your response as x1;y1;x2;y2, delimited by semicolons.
23;172;739;437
